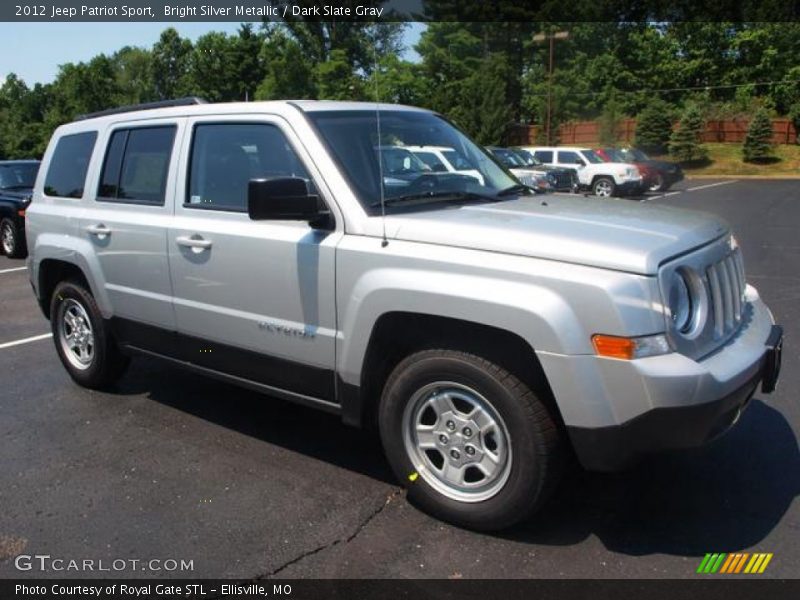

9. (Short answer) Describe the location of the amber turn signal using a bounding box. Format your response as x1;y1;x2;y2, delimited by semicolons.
592;334;636;359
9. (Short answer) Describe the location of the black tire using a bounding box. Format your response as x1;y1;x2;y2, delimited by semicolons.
1;218;25;258
592;176;616;197
50;279;129;390
378;349;564;531
648;174;665;193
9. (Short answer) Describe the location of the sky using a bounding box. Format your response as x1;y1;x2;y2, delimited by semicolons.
0;22;425;86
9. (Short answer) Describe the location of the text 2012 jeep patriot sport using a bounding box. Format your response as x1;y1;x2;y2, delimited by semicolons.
27;98;783;530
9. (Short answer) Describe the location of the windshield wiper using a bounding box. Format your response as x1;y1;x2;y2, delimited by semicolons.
1;185;33;191
496;184;531;197
369;191;491;208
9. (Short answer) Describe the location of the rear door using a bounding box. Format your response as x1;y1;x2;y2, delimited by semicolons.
167;115;340;402
81;120;182;343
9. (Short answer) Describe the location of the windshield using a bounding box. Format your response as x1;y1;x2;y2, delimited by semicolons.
380;146;431;176
619;147;649;162
581;150;605;164
307;110;518;212
441;149;474;171
513;149;542;167
0;163;38;189
490;148;524;168
601;148;626;162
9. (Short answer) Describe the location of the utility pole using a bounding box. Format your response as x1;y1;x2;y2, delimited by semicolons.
533;30;569;145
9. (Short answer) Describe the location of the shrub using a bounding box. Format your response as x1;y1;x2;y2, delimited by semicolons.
788;102;800;144
742;107;774;162
635;99;674;154
669;105;707;162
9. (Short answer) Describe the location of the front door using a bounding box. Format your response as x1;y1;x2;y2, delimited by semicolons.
167;117;340;402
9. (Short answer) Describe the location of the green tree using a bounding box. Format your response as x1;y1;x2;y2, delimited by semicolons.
230;24;266;101
635;98;675;153
255;28;316;100
315;49;363;100
187;32;240;101
669;104;707;162
113;46;156;105
44;55;121;125
598;86;622;145
742;107;774;162
448;55;513;145
366;54;427;106
151;28;193;99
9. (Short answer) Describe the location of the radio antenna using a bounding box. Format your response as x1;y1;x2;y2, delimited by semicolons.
373;47;388;248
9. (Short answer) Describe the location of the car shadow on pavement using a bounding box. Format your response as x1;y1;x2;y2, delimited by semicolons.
116;357;397;486
504;399;800;556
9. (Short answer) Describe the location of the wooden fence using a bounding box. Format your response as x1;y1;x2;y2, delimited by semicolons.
508;118;798;146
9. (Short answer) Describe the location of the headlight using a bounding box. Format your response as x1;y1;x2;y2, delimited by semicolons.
668;271;692;333
667;268;707;337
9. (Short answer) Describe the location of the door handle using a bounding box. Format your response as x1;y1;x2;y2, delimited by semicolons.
176;235;213;250
85;224;111;238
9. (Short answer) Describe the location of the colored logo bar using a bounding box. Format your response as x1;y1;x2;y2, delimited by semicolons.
697;553;773;574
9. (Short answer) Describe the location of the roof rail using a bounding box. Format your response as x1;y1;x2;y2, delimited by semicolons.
74;97;208;121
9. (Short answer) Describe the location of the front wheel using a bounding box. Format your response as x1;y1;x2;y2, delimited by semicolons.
648;174;665;192
379;349;564;531
50;280;129;389
592;177;616;197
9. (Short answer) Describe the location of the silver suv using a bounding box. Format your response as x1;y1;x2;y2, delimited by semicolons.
26;99;783;531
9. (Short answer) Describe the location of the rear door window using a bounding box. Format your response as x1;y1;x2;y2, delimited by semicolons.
533;150;553;163
98;126;176;205
44;132;97;198
557;151;584;166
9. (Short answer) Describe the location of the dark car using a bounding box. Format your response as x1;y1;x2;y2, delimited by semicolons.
487;146;578;193
511;147;579;192
595;147;683;192
0;160;39;258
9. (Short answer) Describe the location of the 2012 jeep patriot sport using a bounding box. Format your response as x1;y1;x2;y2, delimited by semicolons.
27;98;783;530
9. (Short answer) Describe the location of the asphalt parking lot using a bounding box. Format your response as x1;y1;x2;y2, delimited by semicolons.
0;178;798;579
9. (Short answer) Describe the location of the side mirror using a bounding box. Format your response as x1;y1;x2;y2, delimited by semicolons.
248;177;320;221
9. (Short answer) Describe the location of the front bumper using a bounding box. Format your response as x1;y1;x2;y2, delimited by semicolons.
615;179;643;196
539;289;781;471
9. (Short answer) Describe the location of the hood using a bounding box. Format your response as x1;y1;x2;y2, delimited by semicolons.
640;159;681;173
0;187;33;201
389;195;729;275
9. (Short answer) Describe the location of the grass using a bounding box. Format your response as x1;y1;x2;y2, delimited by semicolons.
653;143;800;178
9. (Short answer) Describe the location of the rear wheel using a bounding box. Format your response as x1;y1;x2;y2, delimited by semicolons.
592;177;615;197
1;218;24;258
50;280;129;389
379;349;564;531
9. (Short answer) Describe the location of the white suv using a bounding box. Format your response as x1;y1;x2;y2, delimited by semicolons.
523;146;643;197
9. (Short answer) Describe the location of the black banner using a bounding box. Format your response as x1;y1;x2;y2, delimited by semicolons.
3;579;800;600
3;0;800;22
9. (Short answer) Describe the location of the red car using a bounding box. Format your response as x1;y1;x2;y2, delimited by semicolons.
594;147;684;192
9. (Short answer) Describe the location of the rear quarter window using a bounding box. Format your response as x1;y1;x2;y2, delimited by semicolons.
44;132;97;198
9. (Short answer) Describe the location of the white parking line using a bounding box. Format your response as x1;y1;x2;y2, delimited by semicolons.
686;180;738;192
0;266;27;274
641;190;682;202
0;333;52;350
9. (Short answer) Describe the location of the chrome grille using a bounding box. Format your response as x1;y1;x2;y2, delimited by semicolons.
517;174;537;187
550;170;576;190
706;249;746;339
